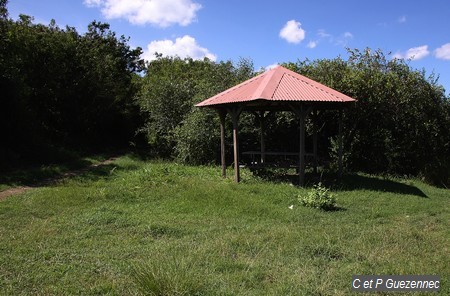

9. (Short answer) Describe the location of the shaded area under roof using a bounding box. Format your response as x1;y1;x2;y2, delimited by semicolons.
196;65;356;108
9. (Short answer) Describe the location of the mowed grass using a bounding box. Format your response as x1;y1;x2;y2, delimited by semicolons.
0;155;448;295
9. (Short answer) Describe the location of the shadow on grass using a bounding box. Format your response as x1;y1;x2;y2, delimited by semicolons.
339;174;428;198
325;206;347;212
126;149;163;162
0;153;127;190
249;168;300;184
249;169;428;198
0;158;93;189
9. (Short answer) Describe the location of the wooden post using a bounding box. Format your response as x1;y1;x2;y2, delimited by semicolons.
229;107;242;183
299;107;306;186
312;110;318;174
290;104;312;187
338;109;343;180
218;109;227;178
259;111;266;164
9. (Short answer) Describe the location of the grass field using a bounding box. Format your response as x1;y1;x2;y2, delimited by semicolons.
0;155;448;295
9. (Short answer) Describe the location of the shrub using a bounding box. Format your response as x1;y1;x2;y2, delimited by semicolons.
299;183;337;211
174;108;220;165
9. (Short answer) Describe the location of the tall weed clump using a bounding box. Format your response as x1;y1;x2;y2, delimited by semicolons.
298;183;337;211
130;254;208;296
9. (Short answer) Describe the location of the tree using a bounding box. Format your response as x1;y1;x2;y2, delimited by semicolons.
136;56;254;160
71;21;144;146
292;48;450;186
0;10;144;168
0;0;7;19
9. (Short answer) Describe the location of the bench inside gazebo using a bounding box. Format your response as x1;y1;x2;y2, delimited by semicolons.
195;65;356;186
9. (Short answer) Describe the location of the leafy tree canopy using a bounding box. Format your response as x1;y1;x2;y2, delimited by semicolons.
0;3;144;167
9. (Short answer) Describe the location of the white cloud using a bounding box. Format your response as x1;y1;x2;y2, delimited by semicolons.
306;30;352;49
393;45;430;61
335;31;354;47
434;43;450;60
279;20;306;44
265;63;279;71
84;0;102;6
317;29;331;39
83;0;202;27
143;35;217;61
398;15;407;23
307;41;317;49
343;32;353;39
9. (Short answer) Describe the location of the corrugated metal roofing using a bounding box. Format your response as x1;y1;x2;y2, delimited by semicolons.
196;65;356;107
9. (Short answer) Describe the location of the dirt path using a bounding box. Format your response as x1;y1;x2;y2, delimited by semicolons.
0;157;118;201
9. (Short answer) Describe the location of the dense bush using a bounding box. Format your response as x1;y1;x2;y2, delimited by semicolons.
289;49;450;187
174;108;220;164
1;2;144;167
135;56;254;161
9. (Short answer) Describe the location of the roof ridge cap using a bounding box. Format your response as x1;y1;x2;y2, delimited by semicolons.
253;66;285;99
252;68;277;99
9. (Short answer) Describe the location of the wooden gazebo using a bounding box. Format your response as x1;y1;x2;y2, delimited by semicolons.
196;65;356;186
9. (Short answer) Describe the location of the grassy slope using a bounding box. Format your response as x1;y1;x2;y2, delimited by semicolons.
0;155;448;295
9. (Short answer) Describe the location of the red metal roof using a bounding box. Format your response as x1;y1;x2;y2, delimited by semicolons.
196;65;356;107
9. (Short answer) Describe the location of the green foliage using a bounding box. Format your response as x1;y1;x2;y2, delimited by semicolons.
0;9;144;167
135;56;254;159
136;57;198;156
0;0;7;19
298;182;337;211
174;108;220;164
292;48;450;186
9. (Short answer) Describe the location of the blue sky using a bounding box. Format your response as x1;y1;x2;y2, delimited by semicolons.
7;0;450;94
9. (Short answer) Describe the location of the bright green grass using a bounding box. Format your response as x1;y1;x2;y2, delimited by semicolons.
0;155;448;295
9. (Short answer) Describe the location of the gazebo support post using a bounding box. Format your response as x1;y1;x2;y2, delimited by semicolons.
291;104;312;186
259;111;266;164
253;111;272;164
299;108;306;186
338;109;343;180
218;109;227;178
312;110;318;174
229;106;242;182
